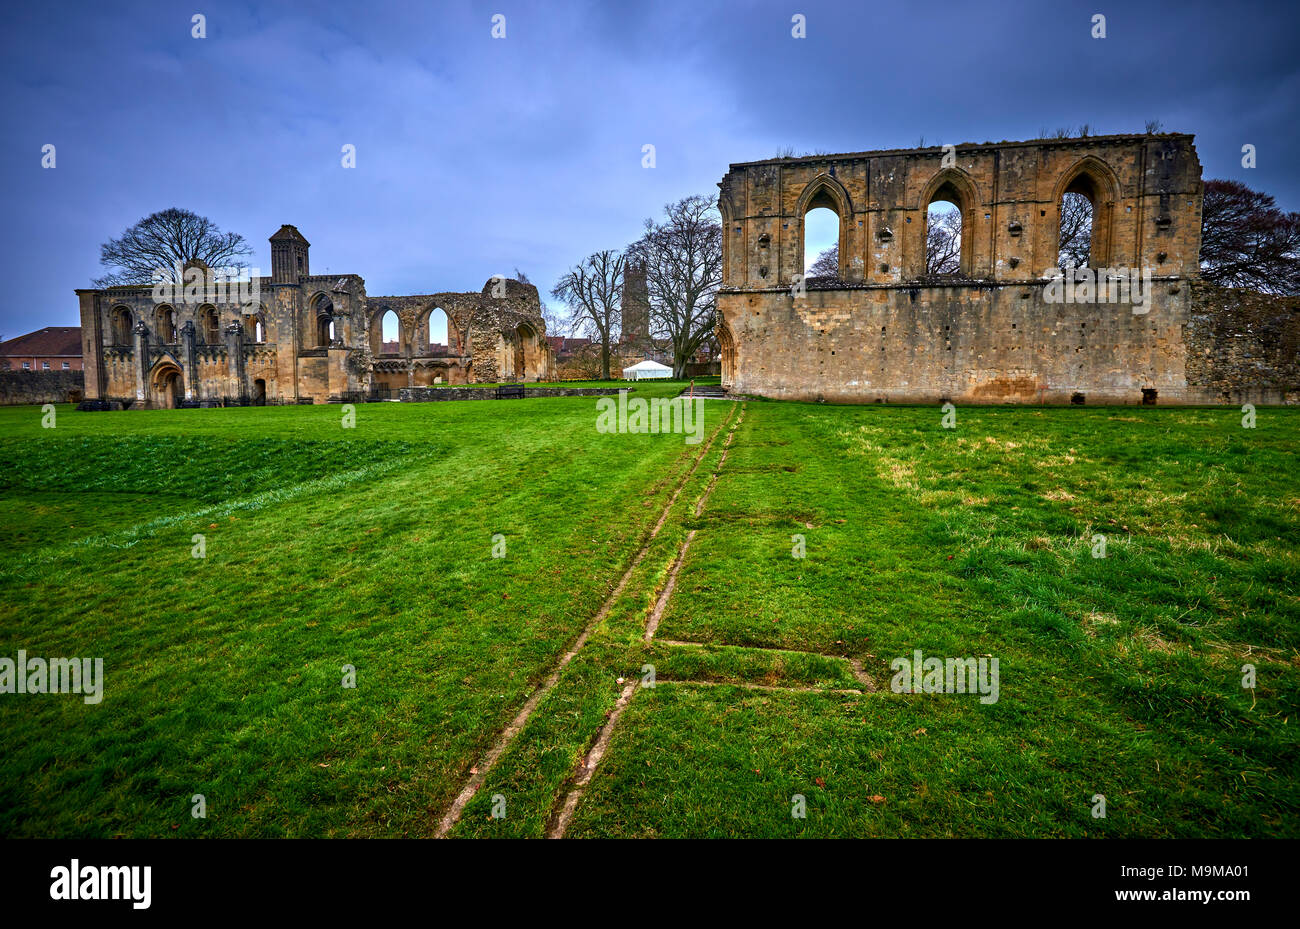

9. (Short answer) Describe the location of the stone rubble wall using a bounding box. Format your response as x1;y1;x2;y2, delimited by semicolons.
0;370;85;405
1185;283;1300;404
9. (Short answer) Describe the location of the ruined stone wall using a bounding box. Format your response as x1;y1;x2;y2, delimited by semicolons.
1185;283;1300;404
75;231;556;407
717;134;1209;404
724;282;1194;405
367;277;556;385
0;370;85;405
76;282;290;407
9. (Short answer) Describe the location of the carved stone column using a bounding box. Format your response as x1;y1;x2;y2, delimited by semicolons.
224;320;247;401
132;320;149;402
180;320;197;400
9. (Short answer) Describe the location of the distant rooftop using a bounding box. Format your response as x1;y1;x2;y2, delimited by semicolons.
270;224;310;246
0;326;82;357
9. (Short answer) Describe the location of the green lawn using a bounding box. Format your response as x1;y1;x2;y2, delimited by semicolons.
0;391;1295;837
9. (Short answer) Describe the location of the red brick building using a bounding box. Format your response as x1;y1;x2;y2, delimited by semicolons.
0;327;83;372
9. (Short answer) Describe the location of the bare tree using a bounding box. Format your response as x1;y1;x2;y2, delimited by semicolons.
94;208;252;287
807;244;841;283
814;214;966;278
556;342;608;380
1058;193;1094;269
926;207;963;274
1200;179;1300;294
551;250;625;380
628;195;723;379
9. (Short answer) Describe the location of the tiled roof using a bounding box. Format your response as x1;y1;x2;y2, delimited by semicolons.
0;326;82;357
270;224;310;245
547;336;593;353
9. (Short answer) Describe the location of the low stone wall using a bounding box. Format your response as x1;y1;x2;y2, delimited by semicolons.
0;371;85;405
1185;283;1300;404
398;385;627;402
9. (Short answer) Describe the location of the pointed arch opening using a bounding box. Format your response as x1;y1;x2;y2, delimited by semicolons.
425;307;451;356
804;208;841;283
1053;158;1120;270
920;170;977;277
1058;192;1095;269
515;321;539;381
380;310;401;355
926;200;962;274
243;309;267;343
797;175;851;285
717;315;736;388
311;293;335;347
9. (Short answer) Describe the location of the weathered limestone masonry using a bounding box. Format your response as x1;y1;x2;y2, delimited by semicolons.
715;133;1292;405
1186;283;1300;404
0;371;84;406
75;225;555;409
365;278;553;393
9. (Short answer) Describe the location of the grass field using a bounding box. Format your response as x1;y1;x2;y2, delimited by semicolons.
0;385;1296;837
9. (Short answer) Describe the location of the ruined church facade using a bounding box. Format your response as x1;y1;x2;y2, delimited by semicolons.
75;225;555;408
716;133;1297;405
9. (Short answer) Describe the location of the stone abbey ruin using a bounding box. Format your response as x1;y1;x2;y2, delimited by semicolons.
716;133;1299;405
67;133;1298;409
75;225;555;408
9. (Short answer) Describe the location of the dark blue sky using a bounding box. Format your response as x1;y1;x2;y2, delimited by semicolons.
3;0;1297;336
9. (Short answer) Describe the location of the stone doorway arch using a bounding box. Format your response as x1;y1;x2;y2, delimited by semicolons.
150;361;183;409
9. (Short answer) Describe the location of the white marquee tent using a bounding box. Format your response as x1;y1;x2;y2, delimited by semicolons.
622;359;673;380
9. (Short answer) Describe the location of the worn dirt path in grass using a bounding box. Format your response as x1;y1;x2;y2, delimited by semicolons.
434;403;738;838
545;404;749;838
544;401;897;837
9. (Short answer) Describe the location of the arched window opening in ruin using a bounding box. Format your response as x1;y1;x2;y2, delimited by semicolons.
111;306;133;344
515;322;536;380
200;305;220;344
804;207;841;284
1054;161;1118;269
154;305;176;343
427;308;450;356
312;294;334;347
243;312;266;343
926;199;962;275
1058;191;1095;269
380;310;401;354
717;317;736;388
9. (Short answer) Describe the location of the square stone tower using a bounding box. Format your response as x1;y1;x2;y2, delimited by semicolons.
270;224;310;284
